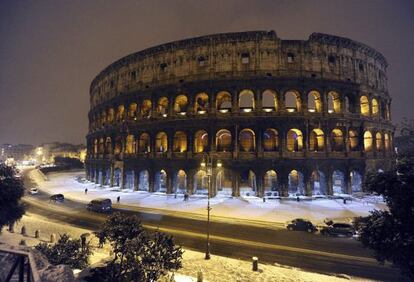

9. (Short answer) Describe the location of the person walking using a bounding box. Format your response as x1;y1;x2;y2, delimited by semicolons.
117;196;120;204
85;188;88;195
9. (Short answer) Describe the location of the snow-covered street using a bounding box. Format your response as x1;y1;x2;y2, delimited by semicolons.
28;168;386;225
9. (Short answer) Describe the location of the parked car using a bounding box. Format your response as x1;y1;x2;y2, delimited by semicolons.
320;223;355;237
286;218;317;233
87;198;112;213
50;194;64;202
29;188;38;195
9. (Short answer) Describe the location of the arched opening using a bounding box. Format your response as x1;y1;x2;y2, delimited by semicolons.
310;170;327;196
173;170;187;194
372;98;379;117
331;129;344;152
240;170;257;196
263;129;279;151
239;89;255;112
328;91;341;113
350;171;362;193
364;131;373;152
99;138;105;154
349;130;359;151
114;137;122;156
155;132;168;153
116;105;125;122
104;168;111;186
360;96;370;116
173;131;187;152
174;95;188;115
113;168;121;187
105;137;112;154
194;170;208;195
124;170;134;190
157;97;169;116
307;91;322;113
128;103;138;120
376;132;383;151
309;129;325;152
194;130;209;153
107;108;115;123
288;170;305;196
384;133;391;151
262;89;278;112
287;129;303;152
216;91;232;113
138;133;150;153
93;139;98;156
285;90;301;112
194;92;209;114
332;170;347;195
125;135;135;154
216;129;232;152
154;170;167;193
101;112;107;126
264;170;278;197
138;170;149;191
216;170;232;196
142;99;152;118
239;129;255;152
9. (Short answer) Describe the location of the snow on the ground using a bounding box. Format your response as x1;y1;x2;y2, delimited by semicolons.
28;169;386;224
0;214;365;282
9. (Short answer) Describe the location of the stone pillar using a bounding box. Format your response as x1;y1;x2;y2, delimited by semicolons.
167;172;173;194
120;168;125;189
109;164;114;187
256;171;264;197
233;125;239;158
187;169;195;195
256;89;263;111
257;128;263;157
210;91;216;114
148;171;155;192
304;174;312;196
133;170;139;191
326;173;333;196
100;168;105;187
232;89;239;113
232;170;240;197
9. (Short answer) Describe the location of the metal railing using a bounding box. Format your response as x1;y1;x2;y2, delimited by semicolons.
0;247;40;282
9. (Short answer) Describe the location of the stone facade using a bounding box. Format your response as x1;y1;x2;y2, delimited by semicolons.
86;31;394;197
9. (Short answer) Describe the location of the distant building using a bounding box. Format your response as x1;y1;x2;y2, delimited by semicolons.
0;144;34;161
38;142;86;164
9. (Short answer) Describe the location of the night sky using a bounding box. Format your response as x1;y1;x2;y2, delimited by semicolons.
0;0;413;146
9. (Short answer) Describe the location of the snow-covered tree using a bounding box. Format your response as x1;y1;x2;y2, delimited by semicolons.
0;164;25;232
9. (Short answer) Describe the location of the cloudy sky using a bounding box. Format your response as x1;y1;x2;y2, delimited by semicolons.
0;0;413;145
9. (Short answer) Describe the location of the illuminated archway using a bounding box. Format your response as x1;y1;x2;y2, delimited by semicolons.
194;130;208;153
142;99;152;118
114;137;122;156
173;131;187;152
99;138;105;154
116;105;125;122
157;97;169;116
240;170;257;196
239;129;256;152
105;137;112;154
328;91;341;113
331;129;344;152
107;108;115;123
194;170;208;194
194;92;209;114
138;133;150;153
264;170;278;197
384;133;391;151
364;131;373;152
174;170;187;194
285;90;301;112
360;96;370;116
310;170;327;196
332;170;347;195
350;171;362;193
349;130;359;151
174;95;188;114
262;89;278;112
125;135;135;154
128;103;137;120
263;129;279;151
154;170;167;193
216;170;232;196
307;91;322;113
376;132;383;151
155;132;168;152
372;98;379;117
216;129;232;152
138;170;149;191
287;129;303;152
288;170;305;196
216;91;232;113
239;89;255;112
309;129;325;152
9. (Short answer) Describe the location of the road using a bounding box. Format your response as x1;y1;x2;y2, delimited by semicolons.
22;169;405;281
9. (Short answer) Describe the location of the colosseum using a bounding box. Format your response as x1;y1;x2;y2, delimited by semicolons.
86;31;394;198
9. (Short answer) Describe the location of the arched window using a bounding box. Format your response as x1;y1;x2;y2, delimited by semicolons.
194;92;209;114
126;135;135;154
262;90;278;112
287;129;303;152
116;105;125;122
372;98;379;117
288;170;305;196
101;111;107;126
331;129;344;151
99;138;105;154
105;137;112;154
127;103;137;120
264;170;277;192
93;139;98;155
360;96;370;116
349;130;359;151
114;137;122;155
239;129;255;152
155;170;167;193
239;89;255;112
263;129;279;151
155;132;168;152
142;99;152;118
216;91;232;113
139;133;150;153
309;129;324;151
216;129;232;152
364;131;373;152
107;108;115;123
376;132;383;151
384;133;391;151
173;131;187;152
285;90;301;112
174;170;187;193
194;130;208;153
307;91;322;113
174;95;188;115
327;91;341;113
157;97;169;116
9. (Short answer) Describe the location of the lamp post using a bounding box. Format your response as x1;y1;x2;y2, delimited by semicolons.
201;154;222;260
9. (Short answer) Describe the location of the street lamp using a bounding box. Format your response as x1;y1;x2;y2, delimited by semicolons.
201;153;222;260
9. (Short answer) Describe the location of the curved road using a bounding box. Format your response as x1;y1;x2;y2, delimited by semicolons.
22;169;404;281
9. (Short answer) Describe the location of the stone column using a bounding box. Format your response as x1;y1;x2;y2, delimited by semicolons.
326;172;333;196
231;90;239;113
187;169;195;195
110;164;114;187
148;170;155;192
167;171;173;194
232;170;240;197
100;167;105;187
134;169;139;191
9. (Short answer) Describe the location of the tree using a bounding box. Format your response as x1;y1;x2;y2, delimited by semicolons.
35;233;91;269
0;164;25;232
85;212;183;282
355;157;414;279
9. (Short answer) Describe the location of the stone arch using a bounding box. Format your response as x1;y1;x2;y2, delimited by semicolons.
216;169;232;196
332;170;347;195
173;131;187;152
349;130;359;151
350;170;362;193
310;170;327;196
138;133;150;153
138;170;150;191
239;128;256;152
154;169;167;193
128;103;138;120
264;170;278;197
287;129;303;152
328;91;341;113
263;129;279;151
113;168;122;187
240;170;257;196
364;131;373;152
216;91;232;113
309;129;325;152
101;111;107;126
360;96;370;116
216;129;232;152
285;90;301;112
124;170;135;189
194;92;209;114
288;170;305;196
105;137;112;154
116;105;125;122
194;169;208;194
125;135;135;154
262;89;278;112
194;130;208;153
372;98;379;117
99;138;105;154
155;132;168;152
107;108;115;123
239;89;255;112
174;95;188;114
307;91;322;113
114;137;122;155
384;133;391;151
173;170;187;194
142;99;152;118
157;97;169;116
376;132;383;151
331;129;344;152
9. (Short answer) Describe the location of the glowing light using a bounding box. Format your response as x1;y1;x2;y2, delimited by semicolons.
201;161;206;167
308;109;315;113
219;109;229;113
287;108;295;113
179;112;186;116
198;110;206;114
328;109;334;113
162;114;168;117
263;108;273;112
242;108;252;113
217;160;222;168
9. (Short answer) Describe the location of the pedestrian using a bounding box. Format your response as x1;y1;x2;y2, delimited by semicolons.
343;198;347;204
117;196;120;204
80;234;86;250
296;196;300;202
183;192;189;201
85;188;88;195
